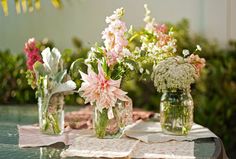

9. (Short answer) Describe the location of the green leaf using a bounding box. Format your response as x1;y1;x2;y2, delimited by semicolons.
54;70;67;83
51;0;62;9
1;0;8;16
1;0;63;15
27;0;33;12
70;58;87;77
14;0;21;14
33;61;47;76
34;0;40;10
111;64;124;80
21;0;27;13
101;58;109;76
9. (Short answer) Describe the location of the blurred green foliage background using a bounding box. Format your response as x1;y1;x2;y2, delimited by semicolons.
0;19;235;158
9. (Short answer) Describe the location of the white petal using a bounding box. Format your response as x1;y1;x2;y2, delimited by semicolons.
108;107;114;119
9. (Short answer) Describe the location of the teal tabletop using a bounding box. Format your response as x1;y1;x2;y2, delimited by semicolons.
0;105;225;159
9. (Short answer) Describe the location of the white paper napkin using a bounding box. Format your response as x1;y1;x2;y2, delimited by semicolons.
124;120;217;143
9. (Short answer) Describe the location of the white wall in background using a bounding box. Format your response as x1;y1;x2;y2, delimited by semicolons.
0;0;235;53
230;0;236;40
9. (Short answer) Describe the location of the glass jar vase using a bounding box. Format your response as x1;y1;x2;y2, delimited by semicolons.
93;99;132;139
38;93;64;135
160;90;193;135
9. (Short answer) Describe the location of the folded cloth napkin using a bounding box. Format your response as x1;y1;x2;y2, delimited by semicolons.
60;135;139;158
18;125;92;148
124;120;217;143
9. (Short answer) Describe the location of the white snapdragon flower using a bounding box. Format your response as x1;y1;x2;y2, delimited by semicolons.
196;45;202;51
126;63;134;71
182;49;190;57
139;67;144;73
146;69;150;75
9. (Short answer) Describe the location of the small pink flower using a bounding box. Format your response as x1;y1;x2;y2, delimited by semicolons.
154;24;168;34
187;54;206;76
114;36;128;52
110;20;127;34
24;38;38;54
106;50;119;66
78;62;128;115
24;38;42;70
156;33;172;47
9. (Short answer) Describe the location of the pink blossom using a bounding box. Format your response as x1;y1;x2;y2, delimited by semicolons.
110;20;127;34
114;35;128;52
24;38;42;70
105;8;124;23
106;50;119;66
101;16;129;66
78;62;128;115
24;38;38;54
102;20;128;50
187;54;206;76
154;24;168;34
156;33;172;47
102;28;116;50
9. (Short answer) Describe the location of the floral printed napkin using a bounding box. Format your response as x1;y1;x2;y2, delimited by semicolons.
60;132;196;158
131;140;195;159
60;135;139;158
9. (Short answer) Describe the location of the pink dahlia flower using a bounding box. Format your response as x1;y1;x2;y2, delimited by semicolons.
78;62;128;118
24;38;42;70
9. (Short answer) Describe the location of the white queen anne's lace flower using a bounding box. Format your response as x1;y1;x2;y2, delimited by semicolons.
151;56;199;92
140;4;177;63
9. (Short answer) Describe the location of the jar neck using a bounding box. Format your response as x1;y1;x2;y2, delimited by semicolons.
166;89;189;93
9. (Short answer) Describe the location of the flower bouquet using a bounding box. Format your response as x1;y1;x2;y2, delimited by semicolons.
128;4;177;80
76;8;133;138
127;5;206;135
151;46;205;135
24;38;76;135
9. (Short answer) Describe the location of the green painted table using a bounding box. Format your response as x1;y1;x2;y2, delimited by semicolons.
0;105;226;159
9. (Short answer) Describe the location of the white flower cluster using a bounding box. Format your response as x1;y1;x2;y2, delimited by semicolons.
140;36;176;61
151;56;198;92
140;5;177;62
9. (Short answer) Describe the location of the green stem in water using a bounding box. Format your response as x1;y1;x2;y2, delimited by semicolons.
95;109;109;138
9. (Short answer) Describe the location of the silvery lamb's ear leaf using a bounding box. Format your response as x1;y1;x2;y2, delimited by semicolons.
33;61;47;76
51;48;61;63
54;70;67;83
41;47;62;75
41;47;52;71
51;80;76;95
51;48;62;74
